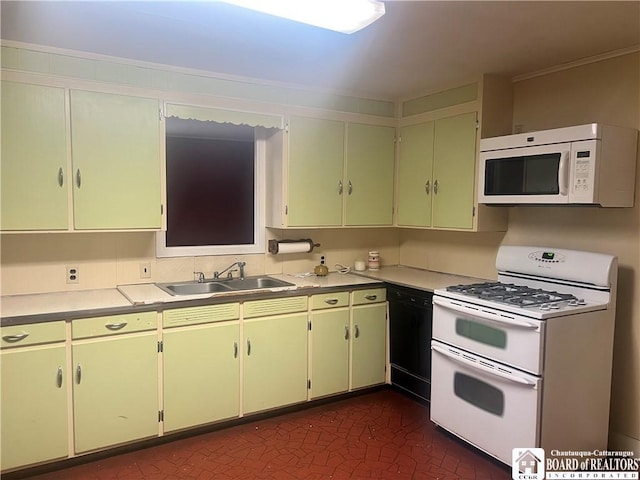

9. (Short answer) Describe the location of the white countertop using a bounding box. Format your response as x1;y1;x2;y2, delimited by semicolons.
0;268;484;322
357;266;488;291
0;289;132;319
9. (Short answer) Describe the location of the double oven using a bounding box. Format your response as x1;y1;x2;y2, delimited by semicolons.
430;246;618;465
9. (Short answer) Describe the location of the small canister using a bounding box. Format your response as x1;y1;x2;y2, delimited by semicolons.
368;251;380;270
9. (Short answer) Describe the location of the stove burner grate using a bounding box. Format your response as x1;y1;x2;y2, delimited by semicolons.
446;282;577;307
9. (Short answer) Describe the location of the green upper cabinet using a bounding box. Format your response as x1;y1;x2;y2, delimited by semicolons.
287;116;344;227
1;81;69;231
276;116;395;228
397;112;477;229
397;121;434;227
344;123;395;226
432;112;477;229
70;90;162;230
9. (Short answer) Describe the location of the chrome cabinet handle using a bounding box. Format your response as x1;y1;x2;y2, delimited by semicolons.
58;168;64;187
233;341;238;359
76;364;82;384
348;180;353;195
425;180;430;194
344;325;349;340
433;179;439;194
324;298;339;305
354;324;360;338
338;180;343;195
247;339;251;356
57;367;63;388
105;322;127;331
76;169;82;188
365;294;377;301
2;333;29;343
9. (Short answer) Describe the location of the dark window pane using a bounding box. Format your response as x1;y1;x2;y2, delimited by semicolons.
166;135;254;247
455;318;507;349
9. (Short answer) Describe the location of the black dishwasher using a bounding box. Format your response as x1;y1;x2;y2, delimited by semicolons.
387;284;433;402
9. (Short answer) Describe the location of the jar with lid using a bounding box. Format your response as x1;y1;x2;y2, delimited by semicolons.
368;251;380;270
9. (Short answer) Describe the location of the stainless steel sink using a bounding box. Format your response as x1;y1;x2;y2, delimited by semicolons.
225;276;295;290
157;281;234;296
156;276;295;296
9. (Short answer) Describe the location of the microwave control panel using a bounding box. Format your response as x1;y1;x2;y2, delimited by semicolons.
570;140;598;201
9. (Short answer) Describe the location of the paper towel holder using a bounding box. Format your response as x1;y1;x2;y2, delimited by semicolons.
268;238;320;254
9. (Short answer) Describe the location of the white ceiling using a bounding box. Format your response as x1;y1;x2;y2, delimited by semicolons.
1;1;639;101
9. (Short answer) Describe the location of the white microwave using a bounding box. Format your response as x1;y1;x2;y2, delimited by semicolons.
478;123;638;207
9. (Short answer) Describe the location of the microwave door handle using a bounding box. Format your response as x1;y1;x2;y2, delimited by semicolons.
558;150;569;196
432;343;537;387
432;297;539;330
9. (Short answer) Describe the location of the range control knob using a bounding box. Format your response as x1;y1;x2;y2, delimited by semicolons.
577;298;586;305
549;303;560;309
540;304;550;310
568;299;579;306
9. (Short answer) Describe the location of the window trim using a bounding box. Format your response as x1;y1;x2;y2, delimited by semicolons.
155;132;266;258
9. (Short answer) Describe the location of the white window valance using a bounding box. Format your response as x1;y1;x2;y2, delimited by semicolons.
165;104;283;130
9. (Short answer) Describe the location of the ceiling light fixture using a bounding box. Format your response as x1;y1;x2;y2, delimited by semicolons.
221;0;386;34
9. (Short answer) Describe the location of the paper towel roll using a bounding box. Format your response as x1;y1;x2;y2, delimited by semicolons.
268;239;319;254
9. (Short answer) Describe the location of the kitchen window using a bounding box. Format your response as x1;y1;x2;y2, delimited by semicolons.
156;105;282;257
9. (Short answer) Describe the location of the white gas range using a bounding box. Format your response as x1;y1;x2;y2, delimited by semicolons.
430;245;617;465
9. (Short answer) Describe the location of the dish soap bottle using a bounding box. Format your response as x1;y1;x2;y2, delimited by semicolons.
314;256;329;276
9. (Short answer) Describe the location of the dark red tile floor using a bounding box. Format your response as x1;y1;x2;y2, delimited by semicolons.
24;389;510;480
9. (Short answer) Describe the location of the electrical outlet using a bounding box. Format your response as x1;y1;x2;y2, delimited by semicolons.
140;262;151;279
67;266;79;284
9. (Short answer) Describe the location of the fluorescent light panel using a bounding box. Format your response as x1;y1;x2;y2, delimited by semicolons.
222;0;386;34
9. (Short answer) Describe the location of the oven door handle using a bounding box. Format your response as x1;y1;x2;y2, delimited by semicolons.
433;297;539;330
432;343;537;387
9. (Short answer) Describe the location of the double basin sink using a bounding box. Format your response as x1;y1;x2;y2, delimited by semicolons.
156;276;296;296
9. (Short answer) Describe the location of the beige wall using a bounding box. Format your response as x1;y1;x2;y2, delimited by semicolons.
399;52;640;448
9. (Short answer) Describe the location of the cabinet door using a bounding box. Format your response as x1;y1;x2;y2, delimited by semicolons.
351;303;387;390
72;333;158;453
432;112;477;229
345;123;395;226
70;90;161;230
310;308;350;398
243;313;308;414
287;116;344;226
397;122;434;227
1;345;68;470
1;81;69;231
163;322;239;432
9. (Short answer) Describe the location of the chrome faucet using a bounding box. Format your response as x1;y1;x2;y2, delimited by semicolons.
214;261;246;280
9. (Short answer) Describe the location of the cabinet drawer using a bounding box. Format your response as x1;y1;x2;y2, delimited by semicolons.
72;311;157;339
244;296;308;318
163;303;240;328
311;292;350;310
1;321;66;348
352;288;386;305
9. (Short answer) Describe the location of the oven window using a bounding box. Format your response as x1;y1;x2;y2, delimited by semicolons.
454;373;505;416
484;153;561;195
456;319;507;349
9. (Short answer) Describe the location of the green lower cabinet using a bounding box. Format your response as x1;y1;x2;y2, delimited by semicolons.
350;303;387;390
72;333;159;453
1;345;68;471
243;314;308;414
163;322;240;432
310;308;350;399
